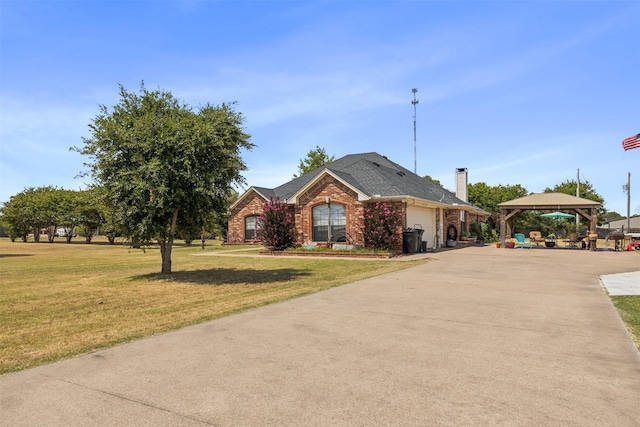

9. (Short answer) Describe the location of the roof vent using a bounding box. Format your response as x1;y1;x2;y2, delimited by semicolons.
397;171;405;177
373;161;380;167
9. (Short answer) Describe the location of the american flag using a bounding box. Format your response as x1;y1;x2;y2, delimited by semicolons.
622;133;640;151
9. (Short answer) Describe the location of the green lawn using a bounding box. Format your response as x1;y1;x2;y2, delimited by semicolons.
0;237;424;374
611;295;640;350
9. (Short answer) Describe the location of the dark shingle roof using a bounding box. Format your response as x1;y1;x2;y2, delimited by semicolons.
251;187;276;200
267;152;481;210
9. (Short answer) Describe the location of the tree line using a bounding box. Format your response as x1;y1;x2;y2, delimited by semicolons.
0;185;231;246
0;187;104;243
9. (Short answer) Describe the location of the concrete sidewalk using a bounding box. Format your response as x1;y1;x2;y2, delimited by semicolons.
600;270;640;295
1;246;639;426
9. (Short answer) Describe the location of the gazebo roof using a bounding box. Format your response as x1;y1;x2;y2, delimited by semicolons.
497;192;600;210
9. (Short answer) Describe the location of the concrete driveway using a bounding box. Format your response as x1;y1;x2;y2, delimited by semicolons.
1;246;639;426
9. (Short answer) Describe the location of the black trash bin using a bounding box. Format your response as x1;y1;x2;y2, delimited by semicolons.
403;228;423;254
403;229;416;254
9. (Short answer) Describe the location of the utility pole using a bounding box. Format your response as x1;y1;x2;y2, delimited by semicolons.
412;88;419;174
625;172;631;230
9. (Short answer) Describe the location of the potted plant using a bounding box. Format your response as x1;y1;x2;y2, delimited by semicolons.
545;234;556;248
506;238;516;249
459;231;476;245
469;222;483;242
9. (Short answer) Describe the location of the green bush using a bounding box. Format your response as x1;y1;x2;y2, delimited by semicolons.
481;222;499;242
362;201;403;250
257;197;296;250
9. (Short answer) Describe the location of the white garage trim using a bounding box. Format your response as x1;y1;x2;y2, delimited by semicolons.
406;205;436;250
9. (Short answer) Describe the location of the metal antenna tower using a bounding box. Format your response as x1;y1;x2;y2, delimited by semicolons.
412;88;419;174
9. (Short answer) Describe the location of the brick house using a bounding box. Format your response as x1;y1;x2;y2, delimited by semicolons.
227;153;488;250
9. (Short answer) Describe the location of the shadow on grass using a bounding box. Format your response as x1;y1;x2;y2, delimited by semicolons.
7;240;126;246
0;254;34;258
136;267;313;285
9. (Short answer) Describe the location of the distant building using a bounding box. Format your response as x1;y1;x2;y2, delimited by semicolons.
597;215;640;237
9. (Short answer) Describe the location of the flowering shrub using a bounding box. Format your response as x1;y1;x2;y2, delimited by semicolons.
362;201;403;250
257;197;296;250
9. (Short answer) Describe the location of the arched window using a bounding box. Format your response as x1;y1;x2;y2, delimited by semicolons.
312;203;346;241
245;215;259;240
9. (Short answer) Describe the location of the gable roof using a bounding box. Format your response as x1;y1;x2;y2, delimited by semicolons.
233;152;488;214
229;186;274;211
497;192;601;209
286;168;370;204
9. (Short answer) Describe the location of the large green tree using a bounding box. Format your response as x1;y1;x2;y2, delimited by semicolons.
544;179;606;224
468;182;529;238
293;146;335;178
468;182;528;217
74;188;105;244
75;84;253;273
605;211;624;221
55;189;83;243
0;191;32;242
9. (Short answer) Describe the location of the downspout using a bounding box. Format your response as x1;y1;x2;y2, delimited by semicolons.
439;208;444;248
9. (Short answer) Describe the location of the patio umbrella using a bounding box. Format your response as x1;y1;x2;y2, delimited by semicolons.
540;211;574;239
539;211;575;220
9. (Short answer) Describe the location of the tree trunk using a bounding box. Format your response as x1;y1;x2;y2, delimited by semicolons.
48;226;56;243
32;228;40;243
160;209;179;274
132;237;141;248
160;238;173;274
84;226;93;244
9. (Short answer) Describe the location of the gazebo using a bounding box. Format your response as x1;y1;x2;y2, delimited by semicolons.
497;193;601;246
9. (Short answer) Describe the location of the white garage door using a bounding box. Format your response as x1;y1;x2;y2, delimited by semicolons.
406;206;436;249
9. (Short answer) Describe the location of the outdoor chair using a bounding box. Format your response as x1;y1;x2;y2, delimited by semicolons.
529;231;543;246
565;232;581;249
514;233;533;249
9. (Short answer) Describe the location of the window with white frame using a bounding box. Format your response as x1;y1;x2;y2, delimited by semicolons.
245;215;259;240
312;203;346;241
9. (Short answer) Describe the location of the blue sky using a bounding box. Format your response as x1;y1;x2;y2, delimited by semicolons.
1;1;638;215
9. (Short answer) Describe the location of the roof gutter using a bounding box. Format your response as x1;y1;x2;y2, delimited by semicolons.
367;195;489;216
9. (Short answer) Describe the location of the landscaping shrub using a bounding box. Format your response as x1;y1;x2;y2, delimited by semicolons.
257;197;296;250
481;221;499;242
362;201;403;250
